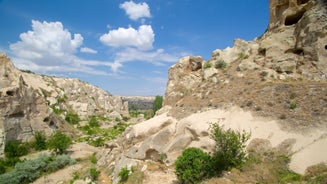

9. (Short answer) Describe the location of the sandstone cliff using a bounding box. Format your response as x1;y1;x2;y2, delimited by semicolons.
97;0;327;183
0;53;128;157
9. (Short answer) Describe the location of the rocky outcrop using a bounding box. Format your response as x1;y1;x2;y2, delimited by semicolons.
95;1;327;182
0;54;128;157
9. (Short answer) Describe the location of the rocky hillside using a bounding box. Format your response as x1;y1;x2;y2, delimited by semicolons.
121;96;155;110
0;53;128;157
97;0;327;183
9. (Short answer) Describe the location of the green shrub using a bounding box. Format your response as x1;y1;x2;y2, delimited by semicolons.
90;153;97;164
90;168;100;181
65;112;80;125
5;141;29;158
0;159;6;174
119;167;130;183
46;154;75;172
88;116;100;127
203;62;213;69
33;131;47;150
46;131;72;154
210;123;250;172
175;147;213;184
290;103;297;109
215;59;227;69
277;169;302;183
238;52;247;59
153;95;163;115
89;137;105;147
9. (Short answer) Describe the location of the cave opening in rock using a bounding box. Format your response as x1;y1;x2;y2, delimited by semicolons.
293;48;304;55
6;90;14;96
297;0;309;5
284;10;306;26
325;45;327;50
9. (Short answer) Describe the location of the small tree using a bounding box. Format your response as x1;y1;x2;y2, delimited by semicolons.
153;95;163;114
33;131;47;150
175;147;213;184
46;131;72;154
210;123;250;172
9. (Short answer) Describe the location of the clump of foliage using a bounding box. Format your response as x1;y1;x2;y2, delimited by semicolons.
215;59;227;69
88;115;100;127
4;141;29;158
118;167;130;183
153;95;163;115
238;52;247;59
210;123;250;172
33;131;47;150
290;103;297;109
77;119;129;147
46;131;72;154
0;154;74;184
203;61;213;69
174;123;250;183
90;153;97;164
175;147;213;184
65;111;80;125
89;168;100;181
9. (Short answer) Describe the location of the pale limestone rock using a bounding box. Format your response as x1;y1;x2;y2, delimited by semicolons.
203;67;217;80
238;61;260;71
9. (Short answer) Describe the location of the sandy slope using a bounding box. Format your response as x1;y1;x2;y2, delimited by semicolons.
136;106;327;175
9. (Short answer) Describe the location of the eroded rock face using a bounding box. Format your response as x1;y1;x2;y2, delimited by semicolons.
0;54;128;157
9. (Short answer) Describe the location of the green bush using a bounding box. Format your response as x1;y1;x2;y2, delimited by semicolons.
118;167;130;183
0;154;74;184
290;103;297;109
46;154;75;172
0;159;6;174
65;112;80;125
90;168;100;181
88;116;100;127
175;147;213;184
46;131;72;154
210;123;250;172
153;95;163;115
33;131;47;150
203;62;213;69
5;141;29;158
215;59;227;69
90;153;97;164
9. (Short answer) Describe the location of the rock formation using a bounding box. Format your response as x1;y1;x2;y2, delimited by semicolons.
121;96;155;110
0;53;128;157
96;0;327;183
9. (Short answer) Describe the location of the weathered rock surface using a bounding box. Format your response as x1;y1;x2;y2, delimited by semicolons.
0;54;128;157
96;1;327;183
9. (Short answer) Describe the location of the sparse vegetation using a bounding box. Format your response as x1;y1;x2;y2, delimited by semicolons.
210;123;250;172
119;167;130;183
238;52;247;59
215;59;227;69
33;131;47;150
65;111;80;125
46;131;72;154
175;123;250;183
5;141;29;158
290;103;297;109
203;61;213;69
89;168;100;181
175;147;213;184
153;95;163;115
0;154;75;184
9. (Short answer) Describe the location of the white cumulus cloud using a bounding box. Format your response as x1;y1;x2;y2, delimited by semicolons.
119;1;151;21
80;47;98;54
9;20;115;75
99;25;154;50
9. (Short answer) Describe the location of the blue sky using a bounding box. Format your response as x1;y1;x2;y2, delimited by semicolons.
0;0;269;96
